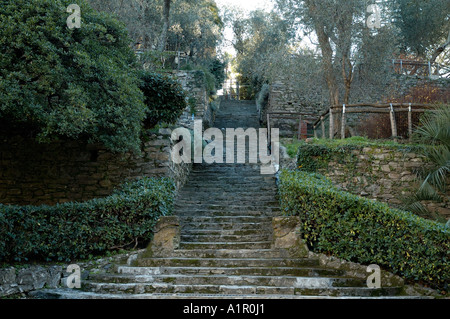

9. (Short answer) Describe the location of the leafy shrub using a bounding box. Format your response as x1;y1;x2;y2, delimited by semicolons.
139;70;187;128
278;169;450;290
208;59;226;90
406;105;450;215
0;177;176;263
0;0;146;153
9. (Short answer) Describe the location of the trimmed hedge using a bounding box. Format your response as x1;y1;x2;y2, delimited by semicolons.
278;169;450;290
0;177;175;263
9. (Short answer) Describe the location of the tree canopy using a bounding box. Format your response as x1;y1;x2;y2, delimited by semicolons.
0;0;147;153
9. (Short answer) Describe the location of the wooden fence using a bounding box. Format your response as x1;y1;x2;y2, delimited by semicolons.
391;59;450;78
313;103;436;142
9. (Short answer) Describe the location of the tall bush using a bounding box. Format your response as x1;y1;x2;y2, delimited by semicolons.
0;0;146;153
138;70;187;128
406;105;450;215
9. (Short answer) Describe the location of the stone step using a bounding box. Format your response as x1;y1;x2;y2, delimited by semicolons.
180;234;271;243
163;249;287;259
178;186;277;192
189;169;275;176
175;194;278;201
176;208;280;215
117;265;347;277
178;215;273;223
175;203;279;210
175;196;277;202
179;241;272;250
179;222;273;231
185;172;276;178
88;273;368;288
175;210;276;217
185;178;276;184
79;281;404;297
180;231;272;239
29;288;428;299
136;257;320;268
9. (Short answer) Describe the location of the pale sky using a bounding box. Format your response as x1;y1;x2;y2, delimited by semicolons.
215;0;276;56
215;0;275;13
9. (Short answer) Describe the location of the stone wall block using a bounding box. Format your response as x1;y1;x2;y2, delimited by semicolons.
272;216;309;258
147;216;180;257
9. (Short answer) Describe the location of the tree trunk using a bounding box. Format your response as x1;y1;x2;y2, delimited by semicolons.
157;0;171;52
429;30;450;73
305;0;339;137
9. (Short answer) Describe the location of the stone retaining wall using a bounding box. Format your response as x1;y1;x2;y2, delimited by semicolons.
0;250;142;297
286;143;450;219
321;147;425;204
0;128;191;206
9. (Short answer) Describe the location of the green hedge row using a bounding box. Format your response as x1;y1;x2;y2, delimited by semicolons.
278;169;449;290
0;177;175;263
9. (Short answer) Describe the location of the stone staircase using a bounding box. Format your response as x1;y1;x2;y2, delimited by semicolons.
29;100;427;299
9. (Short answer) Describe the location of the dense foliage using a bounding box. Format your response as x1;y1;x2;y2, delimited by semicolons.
139;71;187;128
88;0;223;64
0;0;147;153
393;0;450;58
0;177;176;263
278;169;450;290
408;105;450;214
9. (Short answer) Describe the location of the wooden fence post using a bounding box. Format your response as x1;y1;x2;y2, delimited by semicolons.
341;104;346;139
389;103;398;142
329;108;334;139
267;113;271;146
408;103;412;141
298;115;302;140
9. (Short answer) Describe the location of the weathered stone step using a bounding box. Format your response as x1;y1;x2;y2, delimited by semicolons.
176;208;279;215
180;228;270;235
176;197;278;203
179;222;272;231
178;183;276;189
88;273;368;289
178;188;277;194
79;281;403;297
175;210;276;217
179;241;272;250
178;215;273;223
136;257;320;268
180;234;271;243
188;171;276;177
190;169;276;176
117;265;347;277
185;178;276;185
166;249;286;259
176;193;278;201
29;288;428;299
175;205;279;212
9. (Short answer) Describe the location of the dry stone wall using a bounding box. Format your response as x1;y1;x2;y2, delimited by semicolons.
0;128;191;206
296;144;449;220
172;70;214;129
